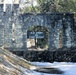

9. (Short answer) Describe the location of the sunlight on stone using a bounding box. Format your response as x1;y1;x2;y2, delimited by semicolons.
0;0;19;4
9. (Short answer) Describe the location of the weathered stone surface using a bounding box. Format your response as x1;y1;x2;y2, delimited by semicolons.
23;47;76;62
23;50;53;62
0;4;75;51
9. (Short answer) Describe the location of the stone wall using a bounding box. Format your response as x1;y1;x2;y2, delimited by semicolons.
0;4;75;51
23;47;76;62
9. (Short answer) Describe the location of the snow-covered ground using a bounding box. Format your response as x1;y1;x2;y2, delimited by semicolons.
21;62;76;75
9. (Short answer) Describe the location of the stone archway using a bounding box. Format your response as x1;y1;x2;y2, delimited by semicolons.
20;13;73;51
0;12;74;51
21;14;52;50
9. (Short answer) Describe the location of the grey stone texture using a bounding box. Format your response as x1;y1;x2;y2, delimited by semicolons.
0;4;75;51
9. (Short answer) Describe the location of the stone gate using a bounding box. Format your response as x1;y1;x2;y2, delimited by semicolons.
0;4;75;51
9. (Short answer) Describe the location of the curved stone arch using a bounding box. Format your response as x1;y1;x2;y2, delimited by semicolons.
23;15;50;50
24;15;49;29
21;14;56;50
26;25;49;31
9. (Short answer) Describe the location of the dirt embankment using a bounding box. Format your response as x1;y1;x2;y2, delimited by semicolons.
0;47;37;75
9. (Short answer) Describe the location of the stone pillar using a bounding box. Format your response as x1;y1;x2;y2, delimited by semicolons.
54;20;63;48
48;27;56;50
65;22;72;47
48;19;63;50
22;28;27;49
0;4;3;12
3;4;19;48
62;17;72;48
0;4;4;46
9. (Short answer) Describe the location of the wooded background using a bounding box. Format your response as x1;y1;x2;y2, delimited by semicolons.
20;0;76;21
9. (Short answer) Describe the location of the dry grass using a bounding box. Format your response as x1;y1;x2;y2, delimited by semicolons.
0;46;36;75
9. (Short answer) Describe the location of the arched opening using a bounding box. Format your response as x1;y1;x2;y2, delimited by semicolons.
27;26;48;51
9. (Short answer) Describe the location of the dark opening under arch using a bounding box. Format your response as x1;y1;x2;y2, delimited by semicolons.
27;26;48;51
